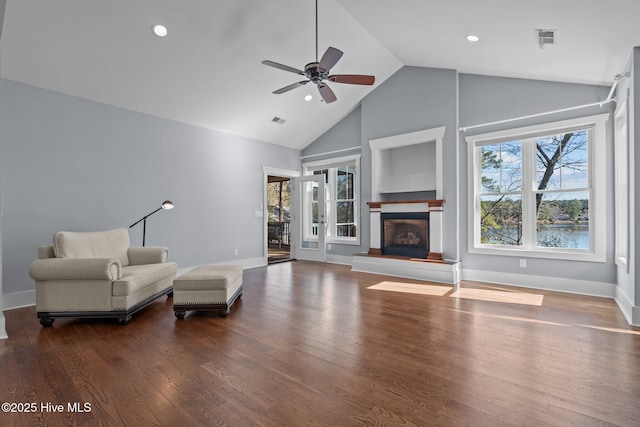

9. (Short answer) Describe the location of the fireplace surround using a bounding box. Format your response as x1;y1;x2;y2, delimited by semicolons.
367;200;444;261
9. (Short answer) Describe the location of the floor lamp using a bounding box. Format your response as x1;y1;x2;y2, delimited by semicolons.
129;200;174;246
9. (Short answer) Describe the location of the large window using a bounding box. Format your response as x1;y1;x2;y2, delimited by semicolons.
467;114;608;262
303;155;360;244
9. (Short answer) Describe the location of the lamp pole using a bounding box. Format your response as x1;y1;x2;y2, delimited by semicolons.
129;201;174;246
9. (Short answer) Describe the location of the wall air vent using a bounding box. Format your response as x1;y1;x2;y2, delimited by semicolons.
535;29;556;49
271;116;286;124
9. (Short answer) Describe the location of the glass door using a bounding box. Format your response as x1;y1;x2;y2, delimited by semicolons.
291;175;326;262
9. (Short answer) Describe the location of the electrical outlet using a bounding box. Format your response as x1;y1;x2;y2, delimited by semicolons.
327;244;332;250
519;259;527;268
233;249;239;256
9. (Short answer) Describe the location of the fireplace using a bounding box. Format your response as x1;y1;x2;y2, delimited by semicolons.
355;199;458;284
381;212;429;258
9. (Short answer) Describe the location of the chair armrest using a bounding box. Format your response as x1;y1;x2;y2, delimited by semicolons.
29;258;121;281
37;245;55;259
127;247;168;265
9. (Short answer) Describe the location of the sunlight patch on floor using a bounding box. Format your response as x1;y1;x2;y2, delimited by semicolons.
367;281;452;296
450;288;544;306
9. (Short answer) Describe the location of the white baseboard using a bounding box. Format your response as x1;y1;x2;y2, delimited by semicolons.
614;286;640;326
462;268;615;298
0;313;7;339
3;290;36;311
177;257;266;276
325;254;353;266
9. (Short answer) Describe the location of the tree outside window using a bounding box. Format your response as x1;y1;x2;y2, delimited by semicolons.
480;130;590;250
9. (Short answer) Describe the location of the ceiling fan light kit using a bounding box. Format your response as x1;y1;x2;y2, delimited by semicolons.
261;0;375;103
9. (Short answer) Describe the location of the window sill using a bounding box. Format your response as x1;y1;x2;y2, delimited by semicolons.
327;238;360;246
469;245;605;263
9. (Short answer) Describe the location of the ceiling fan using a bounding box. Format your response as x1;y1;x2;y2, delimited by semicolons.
261;0;375;104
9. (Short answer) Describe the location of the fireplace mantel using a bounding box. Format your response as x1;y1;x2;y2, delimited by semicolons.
367;199;444;209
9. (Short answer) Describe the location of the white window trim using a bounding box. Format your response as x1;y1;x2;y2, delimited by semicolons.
303;154;361;245
466;114;608;262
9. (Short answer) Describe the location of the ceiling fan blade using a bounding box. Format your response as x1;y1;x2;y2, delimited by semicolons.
318;47;343;72
273;80;310;94
262;60;305;75
328;74;375;85
317;83;337;103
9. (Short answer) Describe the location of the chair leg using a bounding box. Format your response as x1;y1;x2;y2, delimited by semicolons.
39;317;55;327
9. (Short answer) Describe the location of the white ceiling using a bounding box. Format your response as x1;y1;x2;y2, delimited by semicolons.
1;0;639;150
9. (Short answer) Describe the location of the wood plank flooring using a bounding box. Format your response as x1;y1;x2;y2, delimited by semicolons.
1;261;639;426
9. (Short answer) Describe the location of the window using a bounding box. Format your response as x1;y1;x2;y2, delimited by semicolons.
467;114;608;262
303;154;360;244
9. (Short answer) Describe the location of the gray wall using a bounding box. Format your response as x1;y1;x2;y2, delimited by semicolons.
1;78;300;296
303;66;459;259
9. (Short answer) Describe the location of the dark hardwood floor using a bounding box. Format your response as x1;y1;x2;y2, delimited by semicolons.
1;261;639;426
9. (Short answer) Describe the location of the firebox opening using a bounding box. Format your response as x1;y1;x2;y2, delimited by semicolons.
381;212;429;258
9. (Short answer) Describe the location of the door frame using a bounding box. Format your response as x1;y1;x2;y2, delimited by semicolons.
263;166;300;266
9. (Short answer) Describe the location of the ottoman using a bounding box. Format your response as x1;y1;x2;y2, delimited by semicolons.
173;265;243;319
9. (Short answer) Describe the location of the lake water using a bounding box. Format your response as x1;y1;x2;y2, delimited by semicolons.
485;224;589;249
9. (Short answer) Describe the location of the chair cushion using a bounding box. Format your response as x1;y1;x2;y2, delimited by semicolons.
113;263;177;297
53;228;130;267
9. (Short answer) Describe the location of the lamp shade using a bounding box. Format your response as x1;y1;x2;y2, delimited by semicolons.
161;200;174;209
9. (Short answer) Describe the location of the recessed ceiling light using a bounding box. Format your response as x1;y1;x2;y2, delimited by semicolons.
152;24;168;38
304;94;313;102
466;34;480;42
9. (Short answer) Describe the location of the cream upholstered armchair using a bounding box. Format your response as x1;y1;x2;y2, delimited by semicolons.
29;228;177;326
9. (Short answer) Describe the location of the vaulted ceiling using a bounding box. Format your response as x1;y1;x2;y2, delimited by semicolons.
2;0;639;150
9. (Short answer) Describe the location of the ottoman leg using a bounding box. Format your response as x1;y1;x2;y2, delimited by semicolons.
118;315;132;325
219;309;229;318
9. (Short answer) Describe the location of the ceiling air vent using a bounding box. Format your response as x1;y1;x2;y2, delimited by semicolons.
271;116;286;124
535;29;556;49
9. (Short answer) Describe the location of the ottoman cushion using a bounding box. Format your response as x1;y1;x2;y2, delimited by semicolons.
174;265;242;291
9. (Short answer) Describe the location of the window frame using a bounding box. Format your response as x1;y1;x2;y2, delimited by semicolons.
466;114;608;262
302;154;361;245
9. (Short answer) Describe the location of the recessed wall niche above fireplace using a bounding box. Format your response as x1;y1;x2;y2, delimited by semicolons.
369;126;445;201
381;212;429;258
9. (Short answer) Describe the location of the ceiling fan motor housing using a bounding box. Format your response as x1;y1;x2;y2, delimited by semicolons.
305;62;329;84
